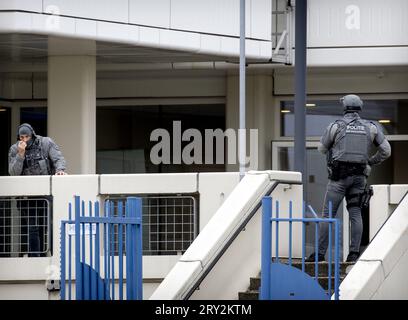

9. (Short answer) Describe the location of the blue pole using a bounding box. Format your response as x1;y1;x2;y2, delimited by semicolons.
328;201;332;298
126;199;132;300
75;196;82;300
132;197;143;300
95;202;103;300
110;202;115;300
68;203;72;300
104;201;109;300
82;200;89;300
260;197;272;300
334;220;340;300
89;201;96;300
60;221;66;300
118;201;124;300
302;201;305;273
289;201;293;266
129;198;138;300
314;221;319;279
275;200;279;263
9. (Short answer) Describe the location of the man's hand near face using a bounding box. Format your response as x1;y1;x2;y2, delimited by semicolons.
17;140;27;158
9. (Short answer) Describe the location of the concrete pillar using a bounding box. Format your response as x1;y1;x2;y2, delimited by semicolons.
252;75;273;171
48;55;96;174
226;74;273;172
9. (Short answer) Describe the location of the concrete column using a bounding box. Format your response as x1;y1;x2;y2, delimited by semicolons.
252;75;273;171
226;74;273;172
48;55;96;174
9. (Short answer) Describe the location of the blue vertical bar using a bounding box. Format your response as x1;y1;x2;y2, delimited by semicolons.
334;220;340;300
275;200;279;263
302;201;305;273
95;202;103;300
89;201;96;300
118;201;124;300
104;201;109;300
129;197;138;300
260;197;272;300
110;202;115;300
133;197;143;300
328;201;332;298
60;221;66;300
75;196;82;300
82;200;89;300
126;199;133;300
68;203;72;300
288;201;293;266
314;220;319;279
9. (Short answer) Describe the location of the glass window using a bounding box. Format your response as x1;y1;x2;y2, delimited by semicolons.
20;107;47;137
281;99;408;137
96;104;226;174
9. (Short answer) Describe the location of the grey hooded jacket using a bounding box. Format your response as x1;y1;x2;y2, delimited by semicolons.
9;124;66;176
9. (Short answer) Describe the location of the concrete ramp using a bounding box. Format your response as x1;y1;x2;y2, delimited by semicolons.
150;171;302;300
339;191;408;299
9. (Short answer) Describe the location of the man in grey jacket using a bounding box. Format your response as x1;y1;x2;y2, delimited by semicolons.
8;123;67;256
306;95;391;263
9;123;66;176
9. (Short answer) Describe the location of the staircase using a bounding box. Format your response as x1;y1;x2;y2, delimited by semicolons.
238;259;354;300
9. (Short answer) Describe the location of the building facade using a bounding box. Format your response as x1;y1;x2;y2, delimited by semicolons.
0;0;407;299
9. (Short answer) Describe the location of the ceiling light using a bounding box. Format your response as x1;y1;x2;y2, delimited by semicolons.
281;110;291;113
0;108;7;112
306;103;316;107
378;119;391;124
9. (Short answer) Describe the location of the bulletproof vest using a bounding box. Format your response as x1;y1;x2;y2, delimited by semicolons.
331;118;371;164
22;138;51;175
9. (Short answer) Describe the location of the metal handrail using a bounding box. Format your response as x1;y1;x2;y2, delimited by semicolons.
183;179;302;300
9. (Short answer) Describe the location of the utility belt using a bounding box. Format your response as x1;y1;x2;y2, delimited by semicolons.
327;161;366;181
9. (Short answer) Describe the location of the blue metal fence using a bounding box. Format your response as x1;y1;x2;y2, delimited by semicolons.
60;196;143;300
260;196;340;300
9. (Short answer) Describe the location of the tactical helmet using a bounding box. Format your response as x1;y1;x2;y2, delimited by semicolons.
340;94;363;112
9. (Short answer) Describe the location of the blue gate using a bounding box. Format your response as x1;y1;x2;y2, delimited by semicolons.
260;196;340;300
60;196;143;300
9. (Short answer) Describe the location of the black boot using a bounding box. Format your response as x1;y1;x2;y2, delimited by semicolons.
306;252;325;262
346;251;360;262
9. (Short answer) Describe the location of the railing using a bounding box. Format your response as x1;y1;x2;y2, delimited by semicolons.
0;197;51;257
260;197;340;300
106;195;197;255
150;171;303;300
60;196;143;300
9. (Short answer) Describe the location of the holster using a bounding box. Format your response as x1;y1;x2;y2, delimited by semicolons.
360;185;373;209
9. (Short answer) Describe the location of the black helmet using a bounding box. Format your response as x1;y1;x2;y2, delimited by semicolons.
340;94;363;112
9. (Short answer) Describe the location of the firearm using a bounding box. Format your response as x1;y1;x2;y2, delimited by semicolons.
360;185;373;209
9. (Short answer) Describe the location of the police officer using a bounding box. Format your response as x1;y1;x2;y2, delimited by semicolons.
8;123;67;256
306;95;391;263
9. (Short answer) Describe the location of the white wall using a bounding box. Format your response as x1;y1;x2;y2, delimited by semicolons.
0;172;244;299
339;185;408;299
308;0;408;48
274;67;408;95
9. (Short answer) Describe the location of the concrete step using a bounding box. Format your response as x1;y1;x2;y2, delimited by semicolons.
238;290;259;300
271;258;354;277
239;258;351;300
249;275;344;291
